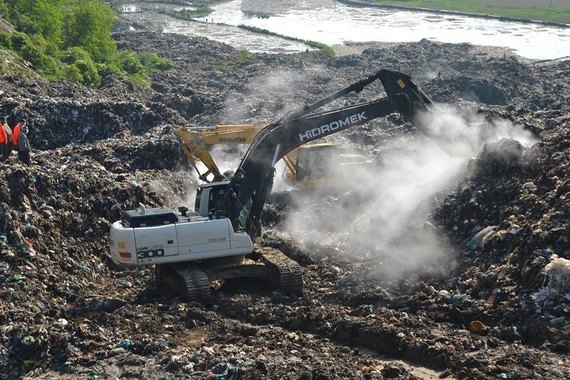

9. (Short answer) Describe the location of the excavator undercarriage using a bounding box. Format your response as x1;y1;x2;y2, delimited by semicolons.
155;247;303;300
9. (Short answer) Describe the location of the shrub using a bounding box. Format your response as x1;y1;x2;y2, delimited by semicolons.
19;41;43;67
237;50;258;66
64;0;116;62
61;47;92;65
10;31;31;52
96;62;121;78
126;73;151;87
37;55;62;80
117;51;144;75
139;52;177;73
0;31;11;49
74;60;101;87
0;2;8;19
63;64;83;83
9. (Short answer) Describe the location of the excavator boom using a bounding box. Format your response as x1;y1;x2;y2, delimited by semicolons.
236;69;434;238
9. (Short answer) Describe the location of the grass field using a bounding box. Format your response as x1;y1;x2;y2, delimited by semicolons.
370;0;570;24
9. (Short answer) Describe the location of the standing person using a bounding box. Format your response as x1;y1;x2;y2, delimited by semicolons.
12;119;25;151
0;116;12;161
17;124;31;165
0;117;7;162
226;167;245;230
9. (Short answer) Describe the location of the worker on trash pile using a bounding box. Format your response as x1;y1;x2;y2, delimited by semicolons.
0;118;6;162
17;124;31;165
0;116;12;161
12;119;25;150
226;167;245;230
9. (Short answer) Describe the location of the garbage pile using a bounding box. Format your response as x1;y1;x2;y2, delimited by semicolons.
0;28;568;379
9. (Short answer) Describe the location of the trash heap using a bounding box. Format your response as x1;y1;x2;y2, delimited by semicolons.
0;29;568;379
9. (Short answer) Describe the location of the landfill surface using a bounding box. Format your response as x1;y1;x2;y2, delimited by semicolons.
0;21;569;380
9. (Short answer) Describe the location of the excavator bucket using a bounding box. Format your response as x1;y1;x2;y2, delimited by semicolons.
378;69;434;120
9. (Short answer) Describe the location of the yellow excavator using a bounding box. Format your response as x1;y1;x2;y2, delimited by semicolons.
175;124;372;189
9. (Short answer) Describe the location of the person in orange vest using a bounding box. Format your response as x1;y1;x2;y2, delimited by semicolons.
12;118;25;151
0;116;10;162
0;116;12;161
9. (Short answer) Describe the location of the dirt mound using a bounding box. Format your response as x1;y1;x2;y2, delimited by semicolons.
0;28;569;379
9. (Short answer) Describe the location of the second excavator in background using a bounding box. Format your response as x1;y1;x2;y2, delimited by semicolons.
110;69;436;300
175;123;372;190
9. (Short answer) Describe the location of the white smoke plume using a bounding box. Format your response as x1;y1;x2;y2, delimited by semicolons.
208;144;249;177
187;66;538;281
143;172;198;211
283;104;538;280
221;69;310;123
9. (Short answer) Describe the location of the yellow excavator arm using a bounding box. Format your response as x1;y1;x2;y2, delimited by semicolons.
174;127;224;182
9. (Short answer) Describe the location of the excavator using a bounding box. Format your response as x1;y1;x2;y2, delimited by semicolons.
174;124;372;189
109;69;435;300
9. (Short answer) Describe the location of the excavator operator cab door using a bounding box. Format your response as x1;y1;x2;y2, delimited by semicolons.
194;181;230;217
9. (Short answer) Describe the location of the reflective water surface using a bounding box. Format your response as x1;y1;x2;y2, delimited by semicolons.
123;0;570;59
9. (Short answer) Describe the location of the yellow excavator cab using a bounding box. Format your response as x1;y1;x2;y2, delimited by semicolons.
289;143;372;190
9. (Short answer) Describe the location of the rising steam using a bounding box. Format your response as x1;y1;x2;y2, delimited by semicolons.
194;66;538;282
221;69;310;123
283;104;538;280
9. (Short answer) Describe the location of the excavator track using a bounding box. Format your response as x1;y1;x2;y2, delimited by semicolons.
257;247;303;295
155;251;302;300
156;263;211;301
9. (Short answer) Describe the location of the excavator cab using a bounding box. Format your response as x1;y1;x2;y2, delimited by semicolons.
194;181;231;218
286;143;372;190
295;144;339;184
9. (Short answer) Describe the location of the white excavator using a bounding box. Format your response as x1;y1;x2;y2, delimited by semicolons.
109;69;436;300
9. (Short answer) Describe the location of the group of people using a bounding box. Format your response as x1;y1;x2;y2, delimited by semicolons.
0;116;31;165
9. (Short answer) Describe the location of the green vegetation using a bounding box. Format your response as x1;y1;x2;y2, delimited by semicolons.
0;0;176;86
370;0;570;24
303;41;335;57
237;50;258;66
238;25;335;57
164;5;214;19
213;49;258;70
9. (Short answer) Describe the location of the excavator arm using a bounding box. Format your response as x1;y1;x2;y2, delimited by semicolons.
174;127;225;182
175;124;265;182
235;69;435;239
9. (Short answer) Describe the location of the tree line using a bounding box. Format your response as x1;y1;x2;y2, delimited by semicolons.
0;0;175;86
